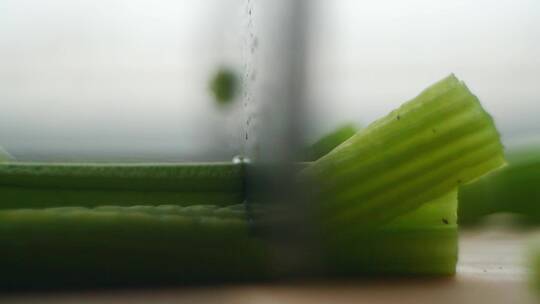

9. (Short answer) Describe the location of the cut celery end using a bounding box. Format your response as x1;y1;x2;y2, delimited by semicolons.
302;74;505;229
324;191;458;276
0;205;269;288
305;123;359;161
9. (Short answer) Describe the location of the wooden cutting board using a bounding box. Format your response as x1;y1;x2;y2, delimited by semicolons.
1;229;538;304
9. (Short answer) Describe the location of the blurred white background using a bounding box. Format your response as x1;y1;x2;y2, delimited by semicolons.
0;0;538;161
306;0;540;145
0;0;243;161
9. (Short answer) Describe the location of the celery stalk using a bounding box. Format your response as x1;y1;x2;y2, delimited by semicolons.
0;205;268;288
459;146;540;225
324;191;458;276
0;162;244;209
302;74;505;230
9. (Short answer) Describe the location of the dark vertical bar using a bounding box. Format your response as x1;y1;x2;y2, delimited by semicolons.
242;0;320;278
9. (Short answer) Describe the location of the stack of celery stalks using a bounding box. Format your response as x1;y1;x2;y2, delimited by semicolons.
0;75;506;288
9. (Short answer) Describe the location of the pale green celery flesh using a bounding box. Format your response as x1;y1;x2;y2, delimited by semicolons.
0;162;244;208
324;191;458;276
302;74;505;230
0;205;269;288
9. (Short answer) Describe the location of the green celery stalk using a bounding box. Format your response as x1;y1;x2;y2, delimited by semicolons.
302;74;505;230
0;204;269;288
459;146;540;225
305;123;359;161
0;162;244;209
324;191;458;276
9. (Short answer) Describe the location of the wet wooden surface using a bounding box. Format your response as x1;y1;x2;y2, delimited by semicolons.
1;229;538;304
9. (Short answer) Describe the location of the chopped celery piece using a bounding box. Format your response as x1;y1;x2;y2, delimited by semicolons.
302;74;505;230
324;191;458;276
0;205;268;288
459;146;540;225
377;190;458;229
0;162;244;209
306;123;359;161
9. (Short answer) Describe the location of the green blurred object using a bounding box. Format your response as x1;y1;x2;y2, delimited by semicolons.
298;75;501;276
459;146;540;225
305;123;359;161
0;146;14;162
209;67;239;105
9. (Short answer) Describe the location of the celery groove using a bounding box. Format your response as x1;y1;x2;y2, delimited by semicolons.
0;162;244;209
302;74;505;230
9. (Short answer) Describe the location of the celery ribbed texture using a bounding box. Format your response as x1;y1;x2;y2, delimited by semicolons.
302;74;505;230
0;162;244;208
